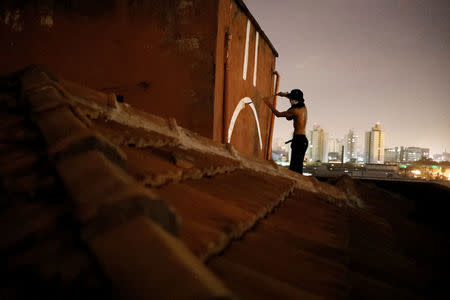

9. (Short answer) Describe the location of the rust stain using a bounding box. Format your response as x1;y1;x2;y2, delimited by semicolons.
40;15;54;28
3;9;24;32
176;37;200;51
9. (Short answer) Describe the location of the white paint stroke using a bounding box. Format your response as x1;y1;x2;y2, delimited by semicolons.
242;19;251;80
227;97;263;150
253;31;259;86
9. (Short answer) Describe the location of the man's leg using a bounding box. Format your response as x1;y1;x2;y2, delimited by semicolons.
289;140;302;173
298;136;308;174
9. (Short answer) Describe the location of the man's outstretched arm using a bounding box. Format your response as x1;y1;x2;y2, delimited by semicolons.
262;96;295;118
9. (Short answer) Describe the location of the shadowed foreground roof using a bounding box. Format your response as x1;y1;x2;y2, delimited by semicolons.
1;66;449;299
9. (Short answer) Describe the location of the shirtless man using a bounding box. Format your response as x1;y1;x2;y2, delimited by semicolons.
263;89;308;174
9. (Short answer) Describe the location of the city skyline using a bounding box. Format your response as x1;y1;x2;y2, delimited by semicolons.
245;0;450;155
273;123;449;161
273;123;447;163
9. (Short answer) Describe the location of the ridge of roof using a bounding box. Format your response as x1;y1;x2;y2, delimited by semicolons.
59;81;370;264
4;65;370;297
20;66;179;235
57;76;363;209
38;67;366;261
159;169;297;261
18;66;368;263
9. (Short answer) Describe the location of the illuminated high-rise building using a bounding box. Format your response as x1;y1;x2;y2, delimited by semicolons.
434;152;450;162
403;147;430;162
273;137;289;153
384;147;401;162
308;125;327;162
327;136;343;162
444;152;450;162
327;136;343;153
364;123;385;164
344;129;358;163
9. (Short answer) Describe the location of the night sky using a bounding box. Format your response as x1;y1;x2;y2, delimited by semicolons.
245;0;450;155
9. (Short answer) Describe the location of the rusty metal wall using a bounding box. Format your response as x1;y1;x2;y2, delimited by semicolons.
0;0;219;138
216;0;277;159
0;0;278;158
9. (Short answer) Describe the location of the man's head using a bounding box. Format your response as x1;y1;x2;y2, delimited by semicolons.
286;89;304;106
286;89;304;101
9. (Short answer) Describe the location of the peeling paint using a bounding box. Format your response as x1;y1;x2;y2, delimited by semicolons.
177;0;193;19
3;9;24;32
178;0;194;10
40;15;54;28
4;10;11;25
176;38;200;51
11;9;24;32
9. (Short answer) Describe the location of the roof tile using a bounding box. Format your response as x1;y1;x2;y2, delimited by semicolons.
176;221;229;259
92;119;180;149
33;105;87;146
55;150;178;235
122;146;183;186
157;181;253;259
49;131;126;166
121;144;242;187
210;258;323;300
26;85;67;113
0;125;39;143
348;271;421;299
208;191;351;299
181;169;294;217
172;147;241;180
1;169;56;196
0;113;25;130
347;208;422;290
263;189;350;248
90;217;234;300
20;65;55;92
0;148;41;176
156;169;295;260
0;93;20;109
60;79;111;107
6;230;96;284
0;203;66;252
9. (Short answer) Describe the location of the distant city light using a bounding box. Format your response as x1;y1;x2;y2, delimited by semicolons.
272;125;448;182
411;170;421;175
